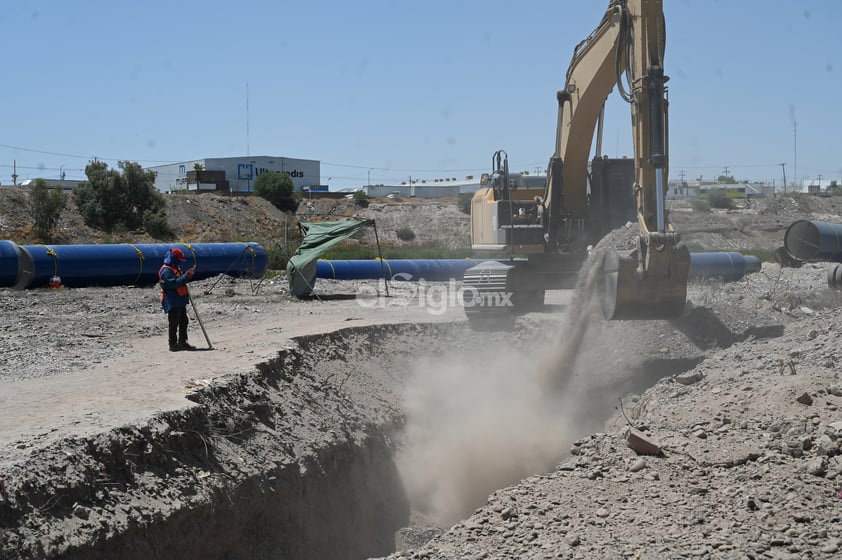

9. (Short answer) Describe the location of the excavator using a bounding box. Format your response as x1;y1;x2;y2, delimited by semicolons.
462;0;690;325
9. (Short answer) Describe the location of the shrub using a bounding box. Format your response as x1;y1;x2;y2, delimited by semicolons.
396;227;416;242
689;198;710;212
266;246;288;270
143;209;173;239
706;189;735;209
29;179;67;240
353;190;369;208
254;171;299;213
74;161;164;231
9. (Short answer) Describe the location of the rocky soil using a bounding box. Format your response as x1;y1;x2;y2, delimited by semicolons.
2;187;842;559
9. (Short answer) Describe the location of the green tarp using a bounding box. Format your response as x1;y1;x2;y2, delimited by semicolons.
286;219;373;297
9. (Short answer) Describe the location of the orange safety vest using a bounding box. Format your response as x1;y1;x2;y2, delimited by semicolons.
159;264;188;302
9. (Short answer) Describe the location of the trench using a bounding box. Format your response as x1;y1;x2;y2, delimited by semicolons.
0;312;769;560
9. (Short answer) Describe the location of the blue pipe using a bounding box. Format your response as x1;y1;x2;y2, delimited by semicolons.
0;240;24;287
316;259;499;282
688;252;761;282
784;220;842;262
0;241;266;289
316;253;761;284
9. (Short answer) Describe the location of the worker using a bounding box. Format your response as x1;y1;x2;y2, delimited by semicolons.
159;248;196;352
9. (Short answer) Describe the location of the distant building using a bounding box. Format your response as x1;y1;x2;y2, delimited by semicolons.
19;179;85;191
799;178;840;194
667;180;774;200
149;155;320;194
364;173;547;199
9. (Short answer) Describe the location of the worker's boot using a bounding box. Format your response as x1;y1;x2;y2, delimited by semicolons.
177;340;197;351
169;342;183;352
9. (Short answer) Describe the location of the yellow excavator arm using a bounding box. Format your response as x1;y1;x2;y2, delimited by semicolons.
545;0;689;319
463;0;689;325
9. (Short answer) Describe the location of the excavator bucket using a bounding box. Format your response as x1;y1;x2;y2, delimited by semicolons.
599;245;690;320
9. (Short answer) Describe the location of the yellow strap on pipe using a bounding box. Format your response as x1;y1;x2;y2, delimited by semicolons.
125;244;144;286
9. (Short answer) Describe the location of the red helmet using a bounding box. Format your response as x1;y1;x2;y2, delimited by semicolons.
170;248;187;262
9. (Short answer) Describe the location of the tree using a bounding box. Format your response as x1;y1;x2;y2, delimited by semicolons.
29;179;67;240
192;163;205;192
254;171;298;213
74;160;169;233
352;190;369;208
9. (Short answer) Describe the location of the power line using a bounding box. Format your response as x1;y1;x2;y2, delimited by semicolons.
0;143;179;164
320;160;488;173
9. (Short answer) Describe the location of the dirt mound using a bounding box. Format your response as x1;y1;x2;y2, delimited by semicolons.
0;187;469;252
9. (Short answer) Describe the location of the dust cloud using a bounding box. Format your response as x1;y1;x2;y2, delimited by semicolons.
397;254;605;527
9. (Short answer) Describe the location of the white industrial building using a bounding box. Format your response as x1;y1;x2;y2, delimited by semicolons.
149;155;320;194
364;173;548;199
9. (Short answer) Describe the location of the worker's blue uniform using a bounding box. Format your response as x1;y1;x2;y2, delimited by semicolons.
159;251;193;350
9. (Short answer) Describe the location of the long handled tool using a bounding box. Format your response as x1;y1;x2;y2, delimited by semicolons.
183;247;213;350
187;289;213;350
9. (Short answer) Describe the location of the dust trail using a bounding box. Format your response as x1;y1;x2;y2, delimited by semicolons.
397;251;606;527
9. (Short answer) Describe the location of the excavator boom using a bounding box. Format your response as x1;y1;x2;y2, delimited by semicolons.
464;0;689;325
546;0;689;319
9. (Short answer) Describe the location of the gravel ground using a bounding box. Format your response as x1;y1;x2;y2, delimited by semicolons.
4;190;842;558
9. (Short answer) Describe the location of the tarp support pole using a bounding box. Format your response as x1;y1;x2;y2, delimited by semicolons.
373;221;390;297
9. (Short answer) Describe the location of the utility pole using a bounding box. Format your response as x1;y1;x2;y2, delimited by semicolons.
793;120;797;192
11;160;18;186
818;174;823;193
780;163;786;194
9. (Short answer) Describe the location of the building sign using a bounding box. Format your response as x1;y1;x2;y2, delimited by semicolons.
238;163;254;181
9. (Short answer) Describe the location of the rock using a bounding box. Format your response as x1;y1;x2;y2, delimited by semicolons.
675;371;704;385
72;504;91;520
817;435;838;457
629;458;647;472
802;457;828;477
796;392;814;406
626;429;662;456
564;533;580;546
821;539;840;554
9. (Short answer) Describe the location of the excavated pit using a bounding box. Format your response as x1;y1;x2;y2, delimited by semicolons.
0;308;768;560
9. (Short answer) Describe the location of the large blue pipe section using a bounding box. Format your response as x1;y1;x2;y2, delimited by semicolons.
316;253;761;283
0;241;266;289
784;220;842;262
688;252;761;282
316;259;498;282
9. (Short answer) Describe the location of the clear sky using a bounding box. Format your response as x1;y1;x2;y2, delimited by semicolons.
2;0;840;189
